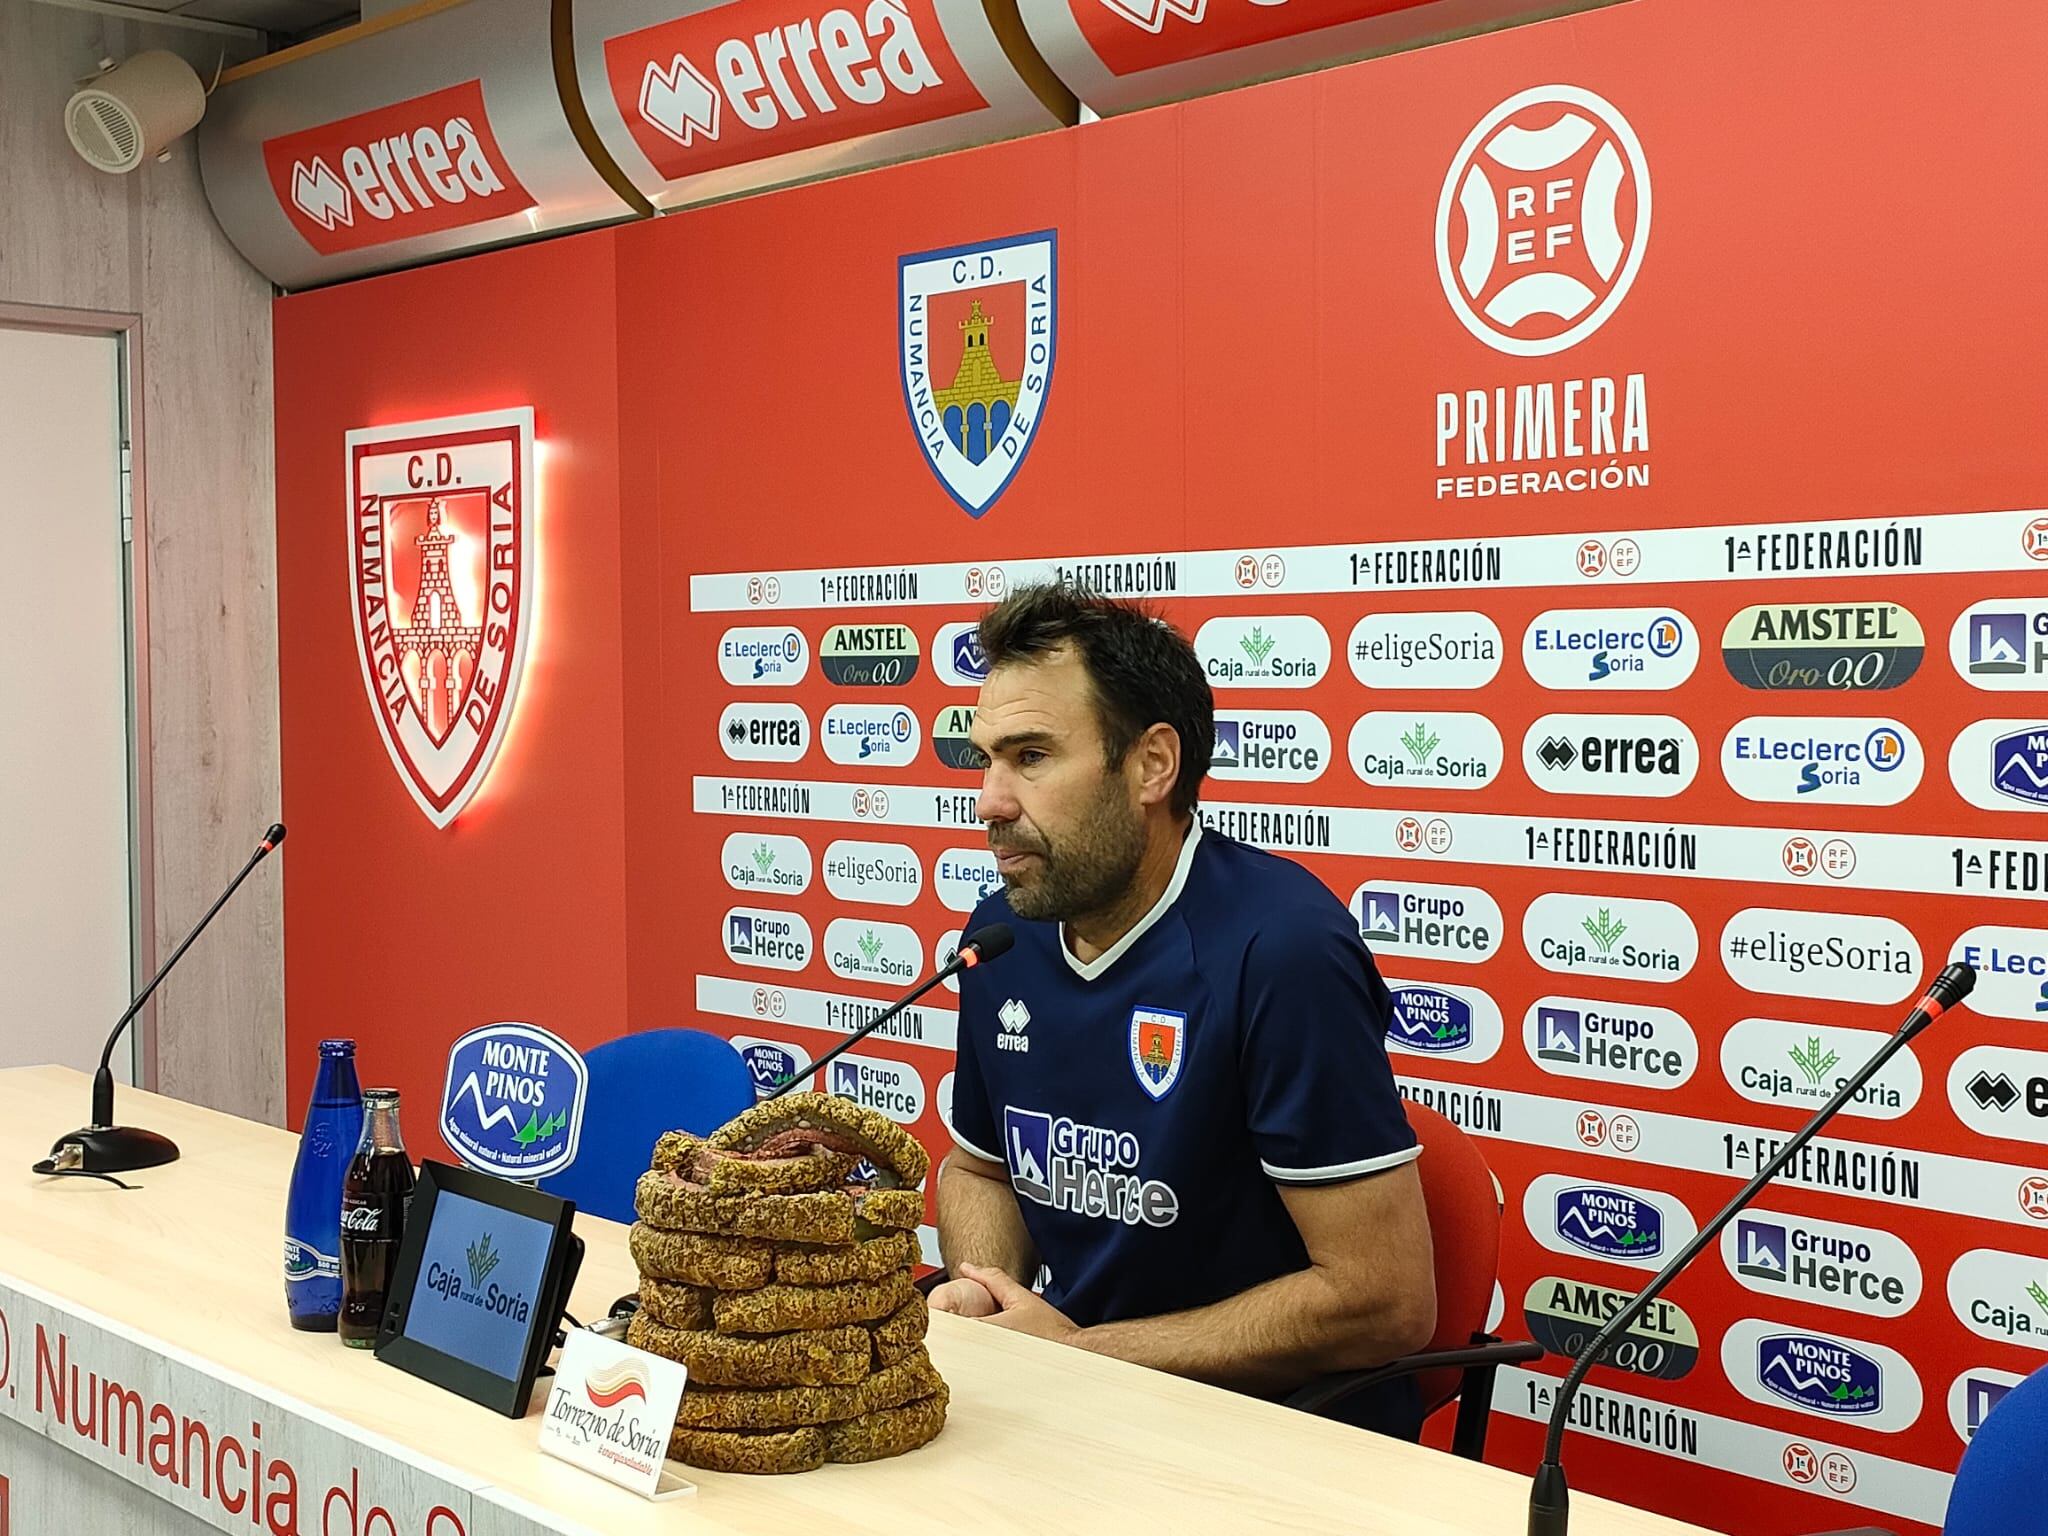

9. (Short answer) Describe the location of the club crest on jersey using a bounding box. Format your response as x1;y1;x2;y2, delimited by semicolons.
898;230;1057;518
1129;1006;1187;1101
346;408;535;827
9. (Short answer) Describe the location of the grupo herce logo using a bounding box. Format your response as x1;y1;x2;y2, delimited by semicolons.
1522;996;1697;1090
1436;86;1651;357
1350;880;1502;964
1723;1210;1923;1319
1722;1321;1922;1430
1953;601;2048;691
900;231;1057;518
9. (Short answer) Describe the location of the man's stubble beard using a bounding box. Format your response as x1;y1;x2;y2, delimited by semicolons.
993;775;1146;925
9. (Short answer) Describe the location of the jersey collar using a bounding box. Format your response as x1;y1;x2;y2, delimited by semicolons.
1059;819;1203;982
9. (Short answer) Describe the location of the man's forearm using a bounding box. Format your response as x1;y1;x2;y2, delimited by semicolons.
1076;1262;1424;1393
936;1152;1038;1280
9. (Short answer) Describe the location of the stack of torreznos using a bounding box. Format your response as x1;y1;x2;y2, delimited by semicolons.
626;1092;946;1473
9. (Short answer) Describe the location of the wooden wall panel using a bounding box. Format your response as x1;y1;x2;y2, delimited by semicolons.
0;4;283;1124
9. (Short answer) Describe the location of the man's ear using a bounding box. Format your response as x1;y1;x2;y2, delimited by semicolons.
1130;722;1182;810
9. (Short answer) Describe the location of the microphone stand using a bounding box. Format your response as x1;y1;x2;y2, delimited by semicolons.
35;825;286;1182
1528;964;1969;1536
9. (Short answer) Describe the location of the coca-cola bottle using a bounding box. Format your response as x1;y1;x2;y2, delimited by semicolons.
339;1088;415;1348
284;1039;363;1330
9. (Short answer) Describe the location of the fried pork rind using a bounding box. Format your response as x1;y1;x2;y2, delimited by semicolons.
867;1292;929;1368
824;1386;949;1463
711;1269;913;1336
649;1130;703;1173
708;1092;930;1188
852;1186;924;1232
667;1424;826;1475
673;1377;868;1430
774;1231;913;1286
635;1277;713;1330
859;1347;940;1414
629;1224;773;1289
706;1146;859;1194
633;1172;857;1244
626;1313;871;1387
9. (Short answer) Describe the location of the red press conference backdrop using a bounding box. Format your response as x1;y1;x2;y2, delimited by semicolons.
275;5;2048;1532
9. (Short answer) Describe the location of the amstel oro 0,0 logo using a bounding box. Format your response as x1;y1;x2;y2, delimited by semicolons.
820;624;920;686
1721;602;1924;691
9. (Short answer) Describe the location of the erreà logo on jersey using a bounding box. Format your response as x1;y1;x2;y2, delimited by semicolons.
262;81;534;257
605;0;985;182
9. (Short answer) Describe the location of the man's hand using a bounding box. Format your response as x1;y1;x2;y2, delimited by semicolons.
960;1263;1080;1343
925;1276;1000;1318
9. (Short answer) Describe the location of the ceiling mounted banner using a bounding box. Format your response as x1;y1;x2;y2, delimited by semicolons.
1017;0;1626;115
199;0;640;290
572;0;1077;211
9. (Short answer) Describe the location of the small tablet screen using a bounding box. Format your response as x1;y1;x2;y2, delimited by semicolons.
400;1189;555;1375
374;1160;582;1417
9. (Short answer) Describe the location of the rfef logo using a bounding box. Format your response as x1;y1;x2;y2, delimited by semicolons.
262;81;534;256
604;0;984;181
1436;86;1650;357
901;231;1057;517
347;410;533;828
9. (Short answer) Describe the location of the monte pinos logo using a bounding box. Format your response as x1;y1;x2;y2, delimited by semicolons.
900;231;1057;517
346;409;534;827
1436;85;1650;357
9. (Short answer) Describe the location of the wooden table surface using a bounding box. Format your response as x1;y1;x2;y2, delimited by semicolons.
0;1066;1716;1535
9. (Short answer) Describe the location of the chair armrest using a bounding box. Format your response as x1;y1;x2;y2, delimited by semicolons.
914;1267;950;1296
1284;1340;1545;1415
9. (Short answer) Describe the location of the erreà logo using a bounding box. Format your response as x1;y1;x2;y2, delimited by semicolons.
262;81;533;257
1437;86;1650;357
346;410;534;827
604;0;985;182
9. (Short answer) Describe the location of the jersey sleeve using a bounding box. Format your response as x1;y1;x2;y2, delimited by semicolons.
1239;899;1420;1184
947;966;1005;1166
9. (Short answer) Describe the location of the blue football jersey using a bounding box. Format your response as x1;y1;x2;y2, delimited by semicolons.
950;823;1420;1330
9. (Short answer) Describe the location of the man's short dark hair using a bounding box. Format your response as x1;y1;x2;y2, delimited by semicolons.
976;583;1214;817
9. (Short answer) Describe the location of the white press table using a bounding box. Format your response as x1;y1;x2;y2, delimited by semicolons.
0;1067;1714;1536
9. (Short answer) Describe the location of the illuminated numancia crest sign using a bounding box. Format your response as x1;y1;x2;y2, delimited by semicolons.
346;408;535;826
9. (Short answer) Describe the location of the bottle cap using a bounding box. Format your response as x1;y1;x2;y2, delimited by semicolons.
319;1038;357;1056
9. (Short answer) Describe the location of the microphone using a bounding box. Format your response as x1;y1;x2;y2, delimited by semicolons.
34;822;289;1183
766;923;1013;1101
1527;961;1974;1536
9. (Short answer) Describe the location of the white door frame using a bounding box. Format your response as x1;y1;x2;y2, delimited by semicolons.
0;301;157;1088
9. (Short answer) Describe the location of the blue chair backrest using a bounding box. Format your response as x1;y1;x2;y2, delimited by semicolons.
537;1028;755;1224
1944;1362;2048;1535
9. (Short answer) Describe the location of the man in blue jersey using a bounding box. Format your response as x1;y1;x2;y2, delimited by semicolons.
931;584;1436;1435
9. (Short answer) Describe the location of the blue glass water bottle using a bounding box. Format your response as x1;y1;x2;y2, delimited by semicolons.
285;1039;364;1330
